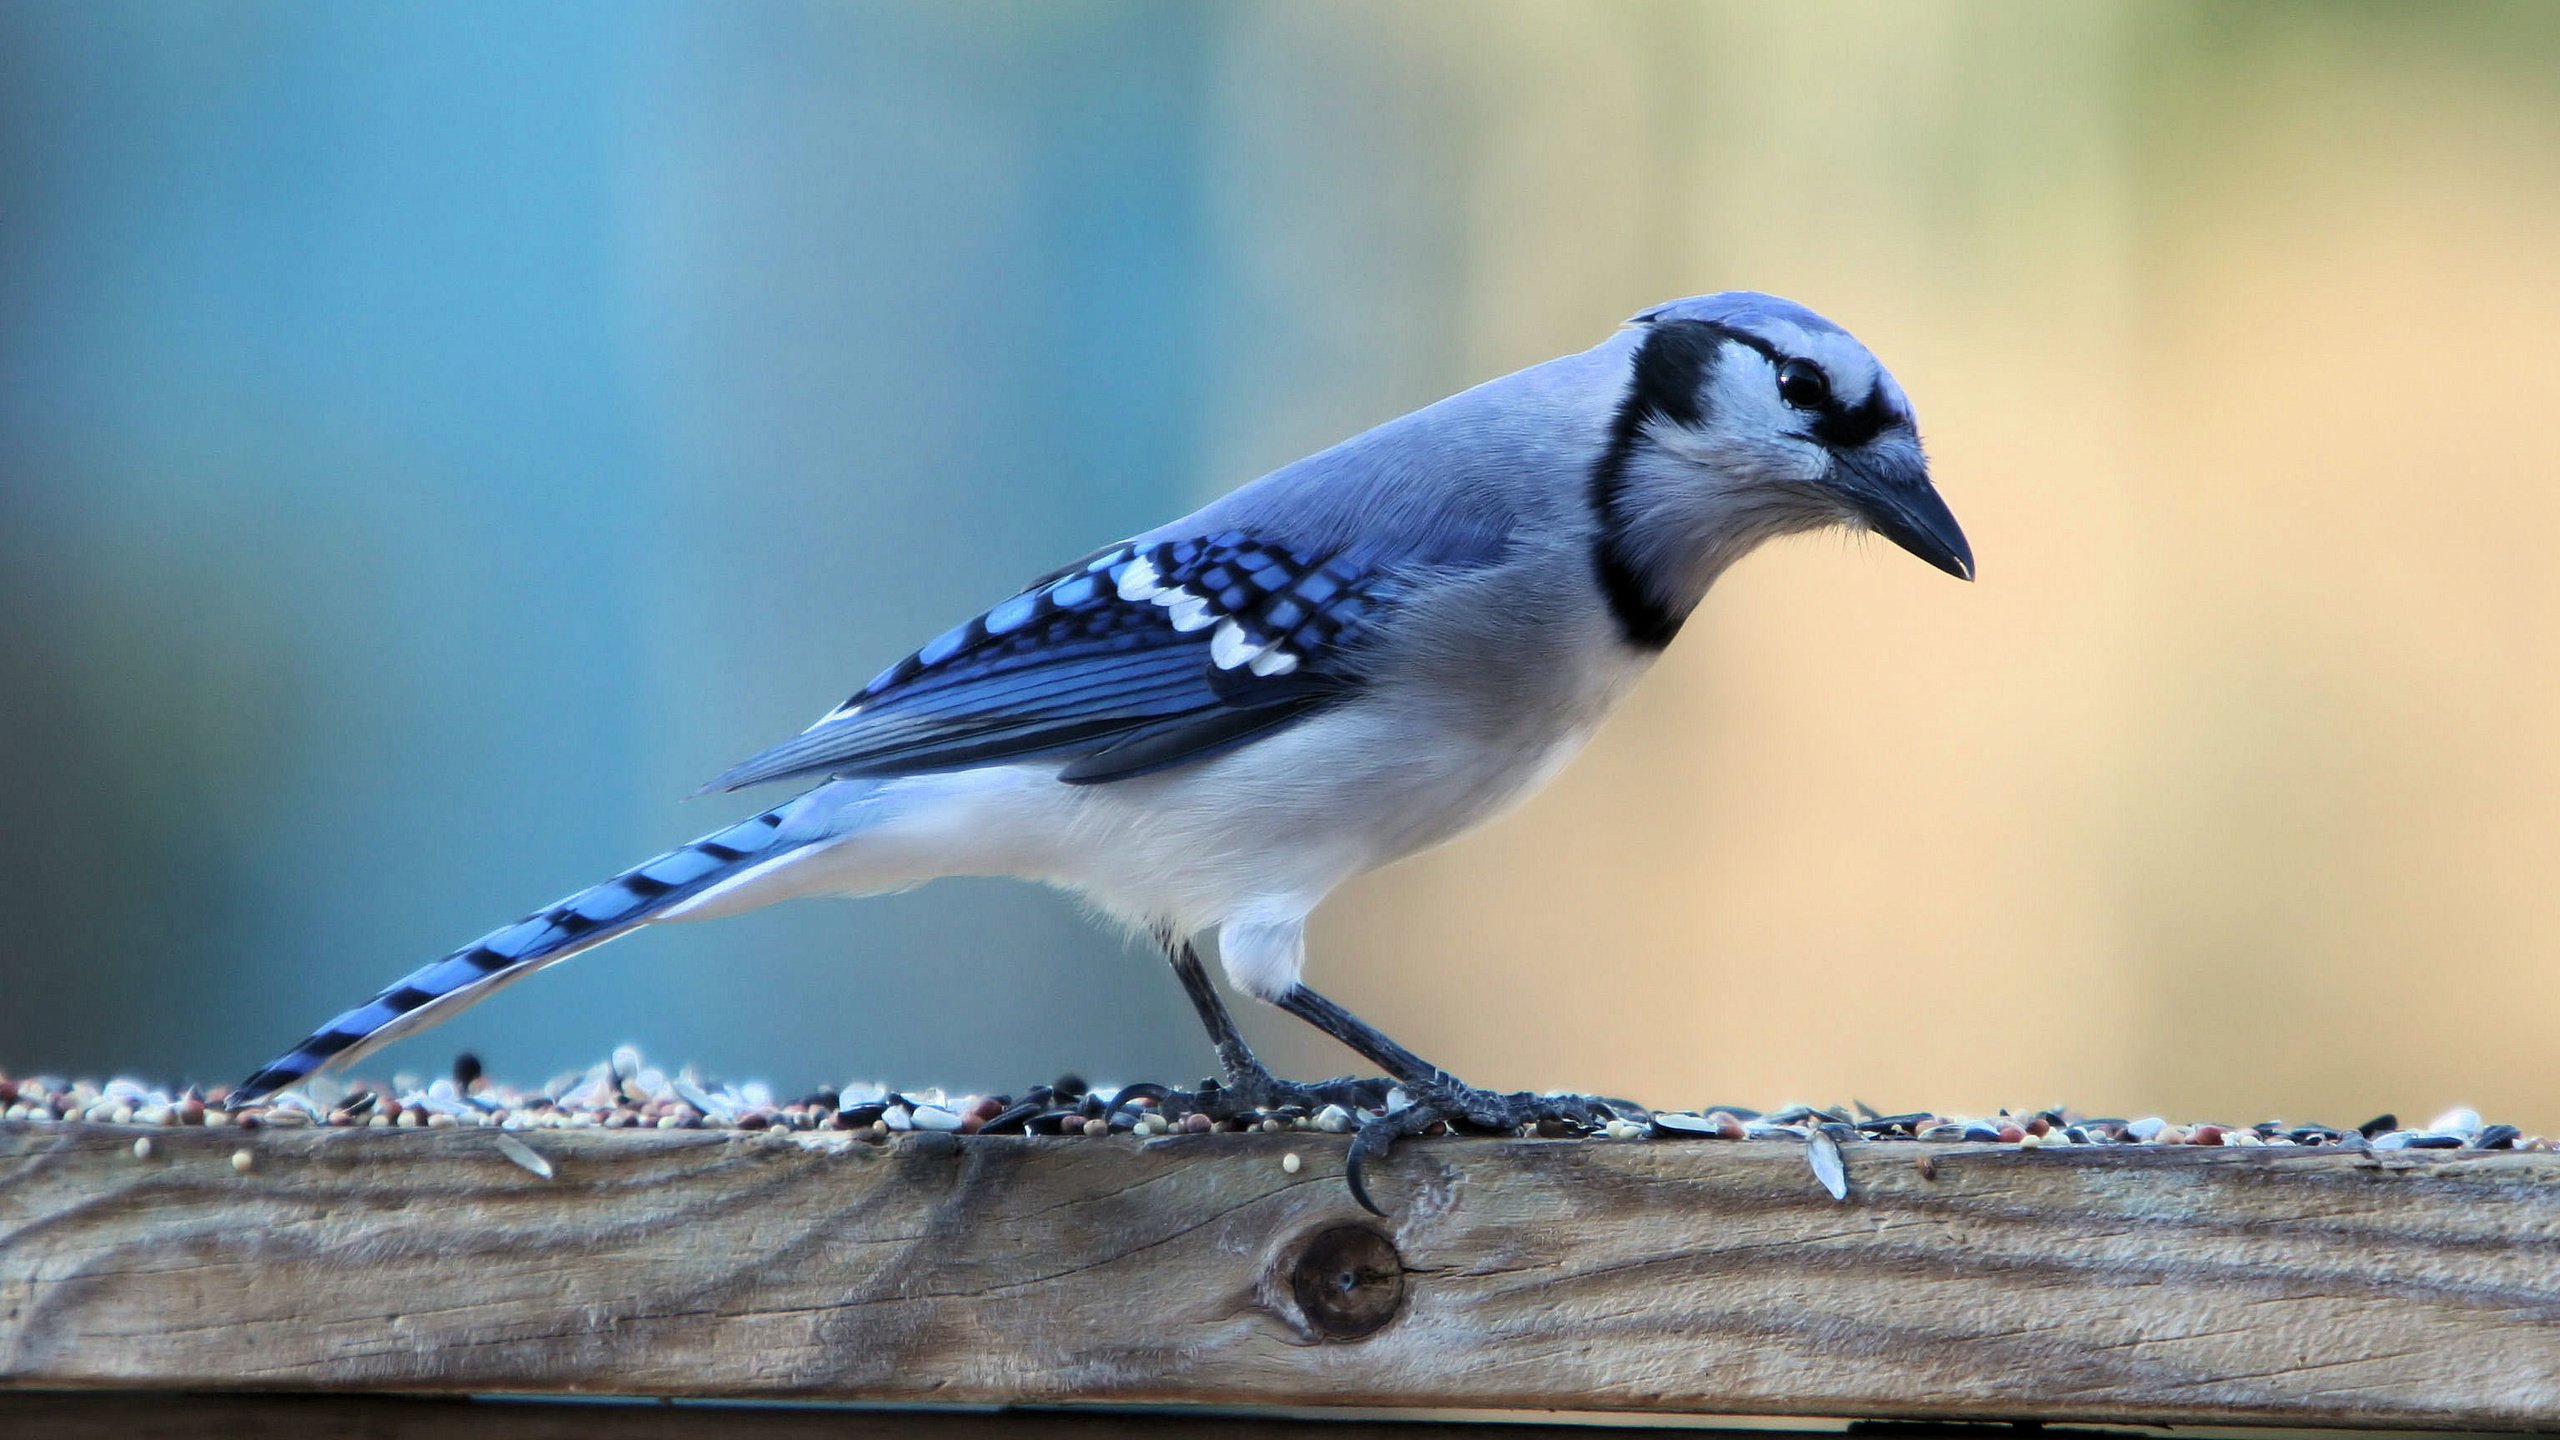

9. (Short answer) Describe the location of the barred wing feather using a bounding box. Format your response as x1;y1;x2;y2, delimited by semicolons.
703;532;1404;792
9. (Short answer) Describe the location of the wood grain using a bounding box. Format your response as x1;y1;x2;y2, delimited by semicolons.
0;1392;1727;1440
6;1121;2559;1428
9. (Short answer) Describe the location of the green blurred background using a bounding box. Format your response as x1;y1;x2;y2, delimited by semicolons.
5;2;2558;1128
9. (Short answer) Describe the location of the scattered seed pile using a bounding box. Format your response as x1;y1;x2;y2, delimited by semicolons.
0;1049;2540;1159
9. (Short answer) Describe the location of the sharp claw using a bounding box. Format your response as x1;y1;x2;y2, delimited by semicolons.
1344;1125;1391;1216
1216;1073;1644;1215
1344;1104;1435;1216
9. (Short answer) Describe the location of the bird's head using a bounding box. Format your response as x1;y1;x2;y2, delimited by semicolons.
1588;292;1970;644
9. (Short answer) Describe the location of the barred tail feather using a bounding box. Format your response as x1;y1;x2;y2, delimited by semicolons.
231;805;802;1101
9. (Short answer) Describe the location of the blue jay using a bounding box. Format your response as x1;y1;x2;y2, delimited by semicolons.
235;292;1970;1209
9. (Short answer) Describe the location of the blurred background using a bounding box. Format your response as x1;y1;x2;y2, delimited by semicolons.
5;2;2559;1128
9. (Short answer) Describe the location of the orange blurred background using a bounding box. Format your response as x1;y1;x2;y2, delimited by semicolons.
1230;5;2560;1129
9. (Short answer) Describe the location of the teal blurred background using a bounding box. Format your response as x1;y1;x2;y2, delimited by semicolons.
7;4;2560;1126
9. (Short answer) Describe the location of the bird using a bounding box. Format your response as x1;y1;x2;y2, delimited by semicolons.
232;291;1971;1211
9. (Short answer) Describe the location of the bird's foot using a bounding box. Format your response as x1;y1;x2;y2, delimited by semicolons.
1344;1079;1649;1215
1178;1068;1394;1121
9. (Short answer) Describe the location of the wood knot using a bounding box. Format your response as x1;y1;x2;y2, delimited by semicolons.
1284;1224;1405;1341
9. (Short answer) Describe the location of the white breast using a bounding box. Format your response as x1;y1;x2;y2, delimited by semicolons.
678;550;1659;960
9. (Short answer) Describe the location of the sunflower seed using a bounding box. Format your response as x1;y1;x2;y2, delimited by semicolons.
1807;1126;1848;1201
493;1133;554;1179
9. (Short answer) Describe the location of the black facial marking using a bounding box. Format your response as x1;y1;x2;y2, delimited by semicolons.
1620;322;1711;431
1810;380;1894;449
1586;320;1729;649
1589;319;1915;652
1700;323;1901;449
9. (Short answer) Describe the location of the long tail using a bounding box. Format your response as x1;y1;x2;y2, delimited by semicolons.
231;803;806;1101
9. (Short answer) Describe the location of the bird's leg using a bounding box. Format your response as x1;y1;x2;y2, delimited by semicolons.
1276;982;1650;1215
1166;936;1269;1091
1162;940;1387;1117
1275;985;1442;1084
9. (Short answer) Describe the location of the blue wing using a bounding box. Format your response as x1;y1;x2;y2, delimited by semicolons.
704;531;1406;791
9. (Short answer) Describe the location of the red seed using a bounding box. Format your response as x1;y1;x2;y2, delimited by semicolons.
1996;1122;2025;1143
2191;1124;2225;1145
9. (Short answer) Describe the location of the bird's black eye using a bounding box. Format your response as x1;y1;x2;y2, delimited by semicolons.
1776;358;1830;411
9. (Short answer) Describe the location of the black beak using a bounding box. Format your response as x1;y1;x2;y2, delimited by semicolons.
1836;449;1973;581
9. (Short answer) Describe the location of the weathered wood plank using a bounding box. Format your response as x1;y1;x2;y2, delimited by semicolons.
0;1392;1706;1440
5;1121;2558;1429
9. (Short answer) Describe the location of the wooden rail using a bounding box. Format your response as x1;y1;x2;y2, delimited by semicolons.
5;1120;2559;1429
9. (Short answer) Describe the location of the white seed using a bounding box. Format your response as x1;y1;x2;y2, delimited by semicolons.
493;1133;554;1179
131;1137;154;1161
2430;1107;2483;1137
1312;1105;1353;1134
1807;1128;1849;1201
230;1149;255;1174
1282;1151;1303;1175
